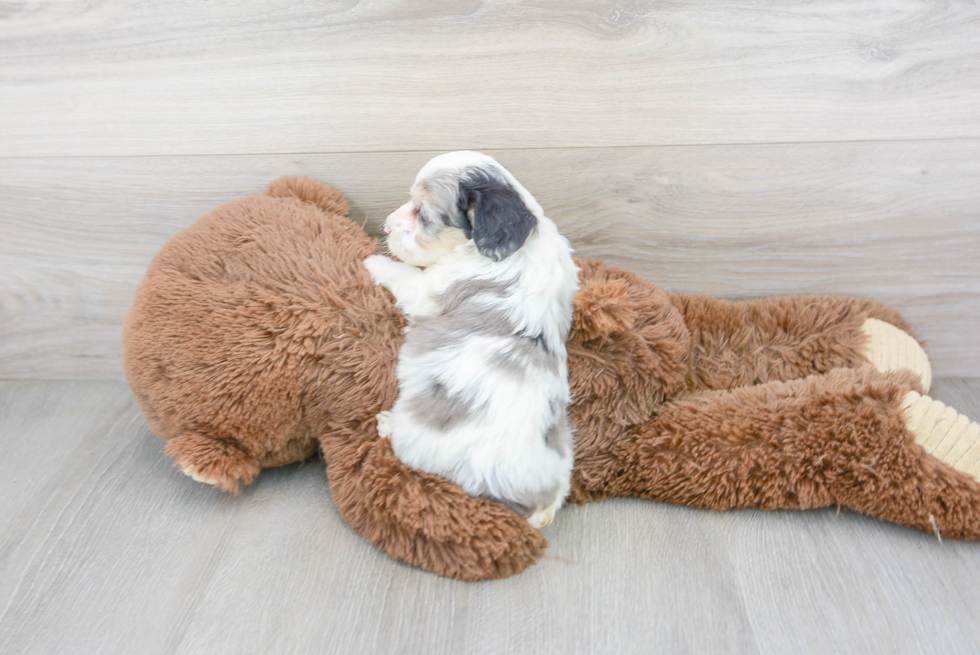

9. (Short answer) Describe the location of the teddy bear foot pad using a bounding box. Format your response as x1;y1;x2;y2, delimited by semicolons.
863;318;932;390
903;391;980;480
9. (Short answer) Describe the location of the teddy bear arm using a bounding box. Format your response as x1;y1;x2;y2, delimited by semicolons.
568;260;693;423
317;424;548;581
600;366;980;539
667;292;923;390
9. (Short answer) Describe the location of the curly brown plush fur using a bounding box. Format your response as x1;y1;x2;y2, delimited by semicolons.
123;177;980;580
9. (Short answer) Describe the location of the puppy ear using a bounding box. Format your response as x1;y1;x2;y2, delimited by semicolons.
457;171;537;262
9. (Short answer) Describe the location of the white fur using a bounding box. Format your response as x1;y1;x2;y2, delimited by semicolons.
365;151;579;528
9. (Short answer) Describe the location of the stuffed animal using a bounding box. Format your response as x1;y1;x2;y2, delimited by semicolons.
123;177;980;581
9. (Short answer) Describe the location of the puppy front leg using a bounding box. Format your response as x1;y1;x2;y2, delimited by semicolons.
363;255;439;317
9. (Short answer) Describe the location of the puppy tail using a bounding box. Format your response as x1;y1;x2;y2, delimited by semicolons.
266;176;350;217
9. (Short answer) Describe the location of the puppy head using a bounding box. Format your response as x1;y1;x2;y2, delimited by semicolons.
382;152;538;266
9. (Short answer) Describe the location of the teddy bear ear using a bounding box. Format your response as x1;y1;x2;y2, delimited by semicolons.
571;277;638;341
266;176;350;217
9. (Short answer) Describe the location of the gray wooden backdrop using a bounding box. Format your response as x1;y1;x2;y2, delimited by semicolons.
2;0;979;379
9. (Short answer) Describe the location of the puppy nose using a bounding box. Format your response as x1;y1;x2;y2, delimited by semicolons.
383;224;392;235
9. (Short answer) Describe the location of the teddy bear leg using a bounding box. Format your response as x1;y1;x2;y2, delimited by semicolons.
165;431;261;494
604;367;980;539
862;318;932;391
318;424;548;581
257;436;320;469
901;391;980;483
668;292;927;389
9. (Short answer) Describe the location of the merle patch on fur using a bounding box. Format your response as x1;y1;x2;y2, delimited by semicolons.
401;279;517;360
401;276;566;439
488;336;560;377
406;381;477;431
544;412;573;458
404;277;562;378
440;277;515;314
456;167;537;262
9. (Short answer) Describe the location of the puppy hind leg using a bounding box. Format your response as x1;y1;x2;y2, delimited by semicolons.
527;500;559;530
527;499;560;529
527;480;570;529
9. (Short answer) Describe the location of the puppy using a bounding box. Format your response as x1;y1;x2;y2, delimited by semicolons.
364;151;578;528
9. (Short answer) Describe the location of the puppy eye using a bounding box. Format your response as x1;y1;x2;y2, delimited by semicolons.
416;207;430;224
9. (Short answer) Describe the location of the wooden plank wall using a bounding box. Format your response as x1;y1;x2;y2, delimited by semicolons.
2;1;979;379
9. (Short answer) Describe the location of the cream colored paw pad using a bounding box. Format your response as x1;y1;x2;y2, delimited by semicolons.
180;463;220;486
861;318;932;390
902;391;980;480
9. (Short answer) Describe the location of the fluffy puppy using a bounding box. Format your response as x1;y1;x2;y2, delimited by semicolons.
364;151;579;528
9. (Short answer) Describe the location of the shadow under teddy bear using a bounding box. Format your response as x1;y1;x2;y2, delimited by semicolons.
123;177;980;581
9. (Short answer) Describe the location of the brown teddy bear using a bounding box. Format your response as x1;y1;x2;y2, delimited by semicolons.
123;177;980;581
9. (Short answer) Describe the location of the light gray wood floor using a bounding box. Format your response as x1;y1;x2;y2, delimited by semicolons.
3;379;980;655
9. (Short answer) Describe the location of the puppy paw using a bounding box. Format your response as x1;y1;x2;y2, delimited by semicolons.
376;410;394;438
862;318;932;391
363;254;394;286
527;496;563;529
